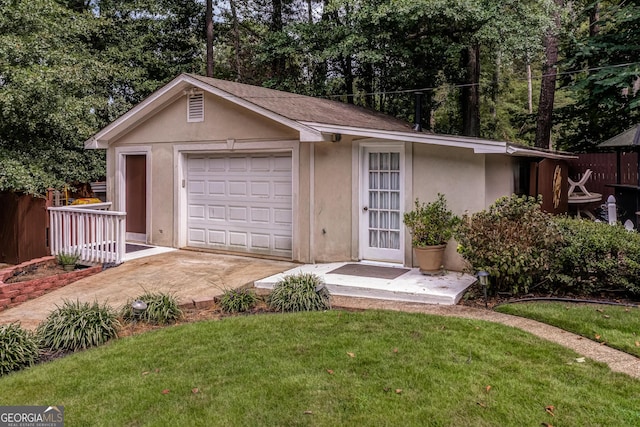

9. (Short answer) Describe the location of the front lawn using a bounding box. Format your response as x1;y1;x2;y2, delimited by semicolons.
496;301;640;357
1;310;639;426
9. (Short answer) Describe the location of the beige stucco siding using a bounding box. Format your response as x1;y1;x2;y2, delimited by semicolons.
410;144;485;214
112;93;298;145
150;144;174;246
311;141;354;262
484;154;516;207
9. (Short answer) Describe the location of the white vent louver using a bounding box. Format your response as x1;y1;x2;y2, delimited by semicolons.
187;92;204;122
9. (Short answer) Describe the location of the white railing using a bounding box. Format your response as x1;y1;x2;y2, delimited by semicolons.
49;203;127;265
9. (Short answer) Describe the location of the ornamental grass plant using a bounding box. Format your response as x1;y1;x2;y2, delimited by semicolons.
268;273;331;312
0;323;39;376
121;291;183;325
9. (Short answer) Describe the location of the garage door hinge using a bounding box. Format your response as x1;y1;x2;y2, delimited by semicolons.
182;179;185;188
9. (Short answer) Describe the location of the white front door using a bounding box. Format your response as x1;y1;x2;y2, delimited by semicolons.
360;146;404;263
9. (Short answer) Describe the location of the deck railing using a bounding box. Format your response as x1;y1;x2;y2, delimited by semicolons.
48;203;127;265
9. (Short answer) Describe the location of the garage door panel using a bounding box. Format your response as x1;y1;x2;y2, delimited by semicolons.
186;153;292;257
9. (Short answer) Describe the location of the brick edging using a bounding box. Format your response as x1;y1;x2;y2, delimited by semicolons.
0;257;103;312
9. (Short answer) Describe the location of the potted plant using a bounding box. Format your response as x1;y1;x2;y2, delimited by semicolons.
56;251;80;272
403;194;460;274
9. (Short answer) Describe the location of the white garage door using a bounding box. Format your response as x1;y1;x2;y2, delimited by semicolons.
186;153;292;258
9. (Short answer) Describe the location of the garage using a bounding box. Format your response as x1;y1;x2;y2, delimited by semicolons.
186;153;293;258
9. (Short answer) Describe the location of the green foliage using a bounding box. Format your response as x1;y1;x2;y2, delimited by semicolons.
0;323;39;376
121;292;182;325
219;288;258;313
550;218;640;296
497;302;640;358
55;251;80;266
268;273;331;312
37;300;120;352
403;194;460;247
455;195;562;295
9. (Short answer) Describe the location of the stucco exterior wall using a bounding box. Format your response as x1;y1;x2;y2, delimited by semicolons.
106;92;303;251
484;154;516;207
311;140;354;263
114;93;298;144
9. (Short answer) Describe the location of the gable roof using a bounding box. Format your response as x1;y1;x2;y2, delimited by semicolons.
84;73;574;159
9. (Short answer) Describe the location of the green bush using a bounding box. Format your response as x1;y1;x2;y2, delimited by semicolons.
403;194;460;246
37;300;120;352
268;273;331;312
455;195;562;295
121;291;182;325
0;323;39;376
219;288;258;313
551;218;640;295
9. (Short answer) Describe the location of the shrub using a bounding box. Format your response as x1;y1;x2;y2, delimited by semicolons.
268;273;331;312
0;323;39;376
55;251;79;266
455;195;562;295
403;194;460;247
37;300;120;352
550;217;640;296
219;288;258;313
121;291;182;325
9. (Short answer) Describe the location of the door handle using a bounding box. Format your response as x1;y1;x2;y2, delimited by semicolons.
363;206;368;211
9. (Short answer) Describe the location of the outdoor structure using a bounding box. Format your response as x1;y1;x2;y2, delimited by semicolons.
83;74;573;270
597;124;640;227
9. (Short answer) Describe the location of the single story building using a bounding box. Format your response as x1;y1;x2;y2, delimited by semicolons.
85;73;571;270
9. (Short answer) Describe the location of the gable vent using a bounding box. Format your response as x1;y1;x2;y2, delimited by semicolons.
187;91;204;122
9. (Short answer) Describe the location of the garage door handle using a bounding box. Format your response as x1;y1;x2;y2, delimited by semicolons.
363;206;368;211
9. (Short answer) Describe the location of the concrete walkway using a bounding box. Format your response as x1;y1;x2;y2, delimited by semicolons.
0;250;297;330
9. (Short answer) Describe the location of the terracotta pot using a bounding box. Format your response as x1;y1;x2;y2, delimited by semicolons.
413;244;446;275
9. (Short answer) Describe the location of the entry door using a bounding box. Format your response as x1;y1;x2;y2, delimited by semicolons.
125;155;147;242
361;147;403;263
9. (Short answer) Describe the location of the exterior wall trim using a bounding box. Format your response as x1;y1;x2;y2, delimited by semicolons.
114;145;152;244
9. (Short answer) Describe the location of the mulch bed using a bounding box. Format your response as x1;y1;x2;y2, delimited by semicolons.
5;259;78;284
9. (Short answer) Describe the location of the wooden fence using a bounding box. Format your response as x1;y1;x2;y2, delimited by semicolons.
566;152;639;198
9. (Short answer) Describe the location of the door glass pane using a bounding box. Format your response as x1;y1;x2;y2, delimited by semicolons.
391;191;400;210
369;153;379;171
380;192;389;209
380;153;389;170
390;172;400;191
390;211;399;229
390;153;400;171
380;172;389;189
390;231;400;249
380;211;389;229
369;230;378;247
369;172;378;189
380;231;389;248
369;211;378;228
369;191;378;209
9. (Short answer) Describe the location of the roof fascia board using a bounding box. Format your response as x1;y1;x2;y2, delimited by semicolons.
304;122;507;152
506;145;578;160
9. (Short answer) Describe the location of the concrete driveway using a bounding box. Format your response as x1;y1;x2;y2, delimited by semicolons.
0;250;297;330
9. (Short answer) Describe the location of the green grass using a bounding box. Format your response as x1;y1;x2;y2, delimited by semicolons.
496;301;640;357
1;310;640;426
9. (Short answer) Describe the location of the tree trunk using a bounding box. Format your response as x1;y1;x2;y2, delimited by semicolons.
206;0;214;77
534;1;562;149
230;0;241;80
271;0;285;78
590;2;600;37
461;44;480;137
527;63;533;114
